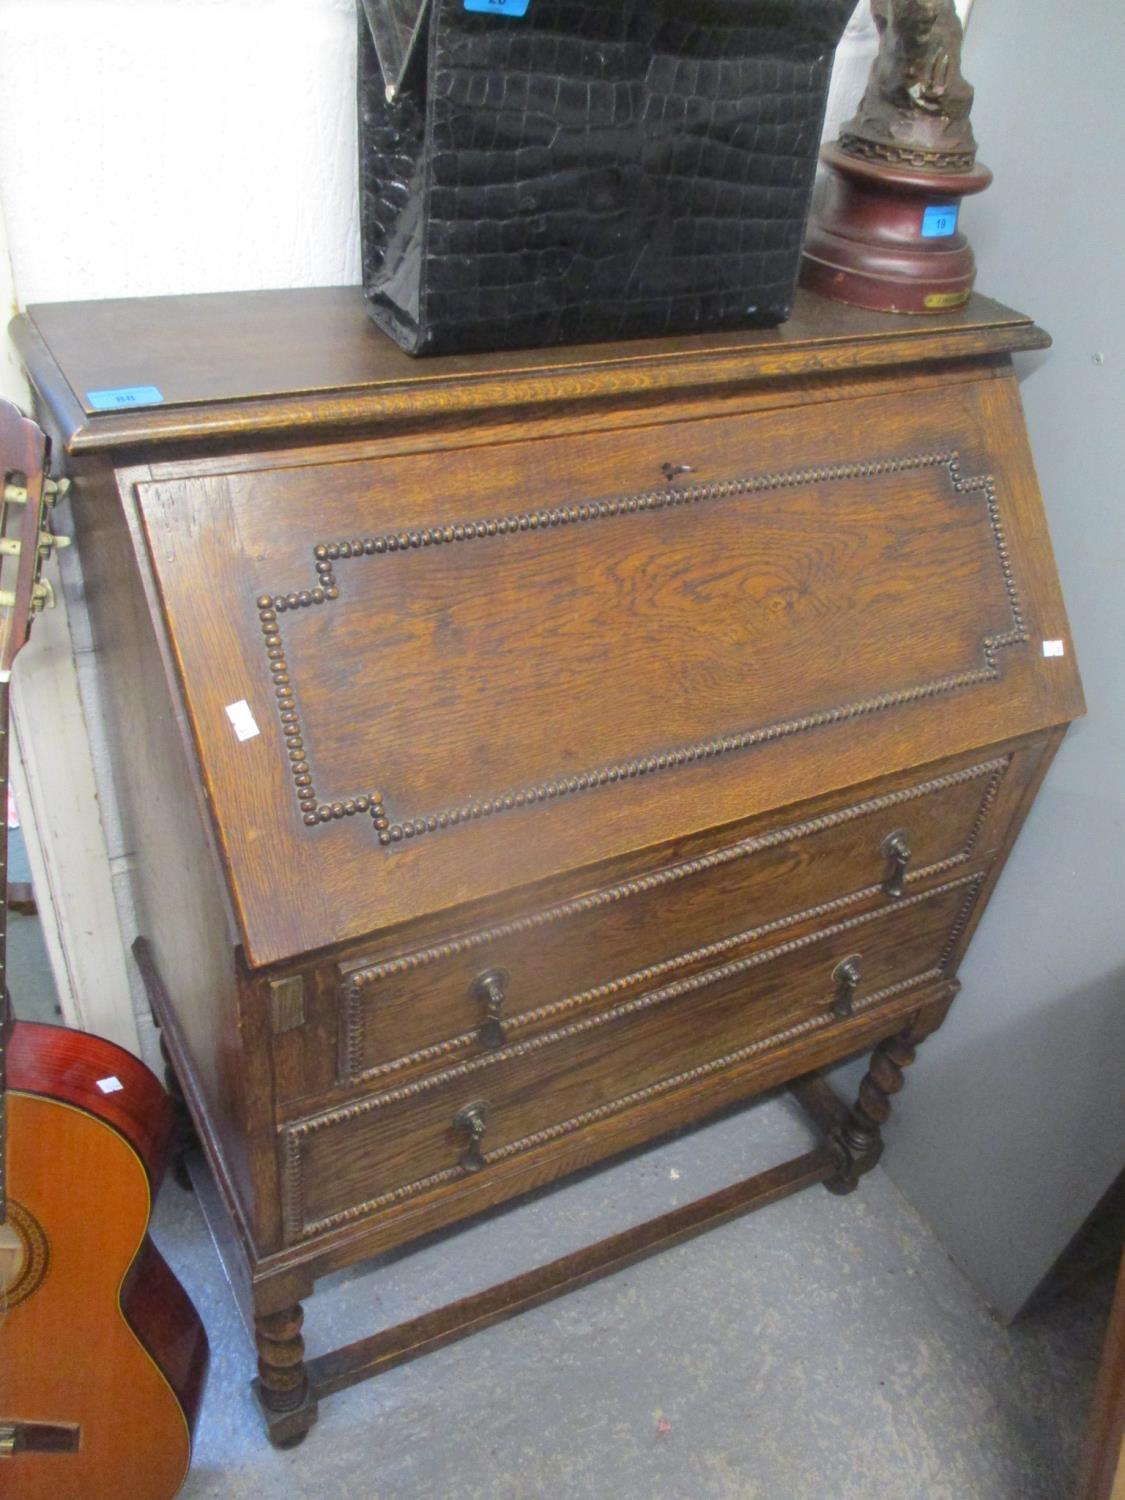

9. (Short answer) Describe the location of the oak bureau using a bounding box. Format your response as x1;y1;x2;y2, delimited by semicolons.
13;287;1083;1445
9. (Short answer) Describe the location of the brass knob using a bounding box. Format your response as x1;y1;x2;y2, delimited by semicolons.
453;1100;489;1173
831;955;863;1018
471;967;510;1050
881;829;912;898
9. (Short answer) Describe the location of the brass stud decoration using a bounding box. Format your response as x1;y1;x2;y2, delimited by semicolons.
253;453;1025;846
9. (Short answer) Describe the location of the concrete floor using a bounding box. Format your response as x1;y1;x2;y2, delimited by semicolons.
154;1094;1111;1500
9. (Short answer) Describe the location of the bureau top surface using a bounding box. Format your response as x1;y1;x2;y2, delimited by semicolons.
13;286;1048;456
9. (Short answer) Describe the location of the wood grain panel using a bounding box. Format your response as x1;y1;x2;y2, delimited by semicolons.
12;286;1084;1440
284;877;980;1240
13;287;1047;454
335;752;1014;1085
250;981;957;1285
273;454;1009;813
132;378;1082;966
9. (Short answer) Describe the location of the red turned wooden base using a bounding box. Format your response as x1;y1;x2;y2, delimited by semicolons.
801;144;992;315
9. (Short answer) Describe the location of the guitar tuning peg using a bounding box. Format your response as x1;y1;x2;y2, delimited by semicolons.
31;578;55;612
39;530;71;554
2;476;67;506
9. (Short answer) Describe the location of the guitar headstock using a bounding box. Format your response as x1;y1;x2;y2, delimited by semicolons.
0;401;67;682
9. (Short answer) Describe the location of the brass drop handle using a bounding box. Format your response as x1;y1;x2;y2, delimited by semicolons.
472;967;510;1050
453;1101;489;1173
881;829;912;899
831;955;862;1018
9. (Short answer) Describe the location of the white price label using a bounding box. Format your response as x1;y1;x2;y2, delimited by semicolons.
225;700;261;742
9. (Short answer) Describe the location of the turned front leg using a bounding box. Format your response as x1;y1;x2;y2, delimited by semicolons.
254;1303;318;1448
826;1030;918;1196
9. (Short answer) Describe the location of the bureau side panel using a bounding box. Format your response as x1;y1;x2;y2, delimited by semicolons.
68;456;276;1251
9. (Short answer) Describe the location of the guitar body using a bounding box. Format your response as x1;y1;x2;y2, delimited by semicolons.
0;1021;209;1499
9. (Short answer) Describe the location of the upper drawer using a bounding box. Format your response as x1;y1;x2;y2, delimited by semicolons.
336;747;1021;1086
133;377;1081;966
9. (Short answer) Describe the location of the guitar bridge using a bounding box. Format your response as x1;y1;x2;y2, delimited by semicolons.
0;1421;81;1456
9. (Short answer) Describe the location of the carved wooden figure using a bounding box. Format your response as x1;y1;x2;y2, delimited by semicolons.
843;0;977;167
803;0;993;312
11;286;1083;1446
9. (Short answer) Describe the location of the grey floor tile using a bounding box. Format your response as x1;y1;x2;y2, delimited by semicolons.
151;1095;1111;1500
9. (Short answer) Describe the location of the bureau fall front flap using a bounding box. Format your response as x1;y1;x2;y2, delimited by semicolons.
133;376;1081;967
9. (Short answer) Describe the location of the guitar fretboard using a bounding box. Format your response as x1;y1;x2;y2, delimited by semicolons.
0;401;53;1227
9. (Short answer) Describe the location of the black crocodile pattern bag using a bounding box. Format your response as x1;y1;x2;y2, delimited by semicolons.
359;0;854;356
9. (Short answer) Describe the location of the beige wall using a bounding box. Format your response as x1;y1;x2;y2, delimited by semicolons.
840;0;1125;1319
0;207;27;405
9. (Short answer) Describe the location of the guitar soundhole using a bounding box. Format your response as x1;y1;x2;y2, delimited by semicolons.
0;1202;49;1310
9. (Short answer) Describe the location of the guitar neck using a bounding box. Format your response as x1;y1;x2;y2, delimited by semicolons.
0;401;55;1226
0;675;11;1225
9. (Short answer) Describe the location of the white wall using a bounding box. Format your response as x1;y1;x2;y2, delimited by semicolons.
0;207;27;403
852;0;1125;1320
0;0;361;306
1;192;140;1052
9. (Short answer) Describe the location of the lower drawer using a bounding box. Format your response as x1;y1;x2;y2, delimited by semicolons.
282;873;982;1241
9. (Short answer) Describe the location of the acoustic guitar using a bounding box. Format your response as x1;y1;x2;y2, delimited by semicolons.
0;400;209;1499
